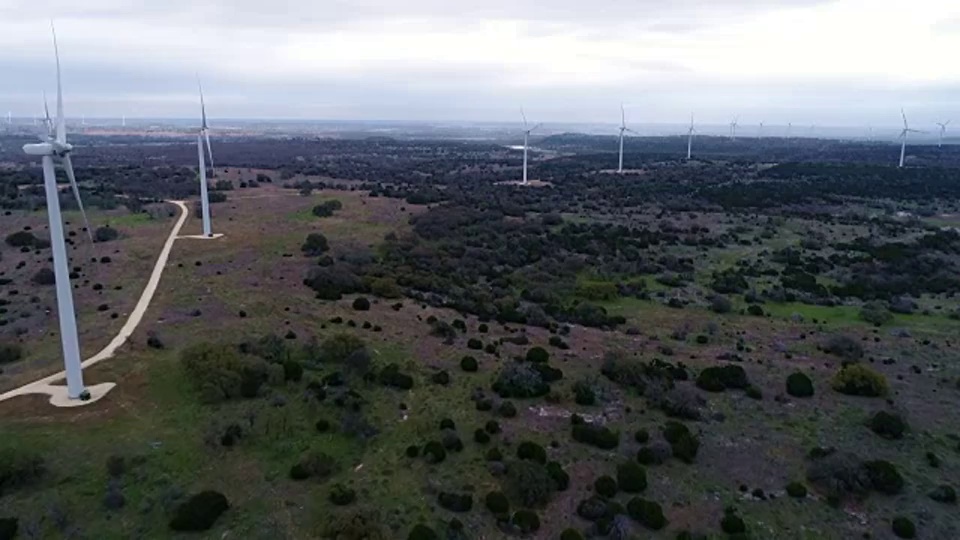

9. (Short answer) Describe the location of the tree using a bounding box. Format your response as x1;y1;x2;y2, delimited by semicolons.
301;233;330;256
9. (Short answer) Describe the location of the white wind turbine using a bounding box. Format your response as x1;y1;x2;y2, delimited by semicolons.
686;113;696;160
520;109;541;185
898;109;922;168
617;104;636;173
758;121;764;139
936;120;950;148
729;116;739;140
197;79;215;236
22;24;94;401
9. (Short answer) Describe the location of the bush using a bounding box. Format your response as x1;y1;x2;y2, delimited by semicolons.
720;508;745;535
467;338;483;350
594;475;618;498
0;448;45;495
493;363;549;398
892;516;916;539
511;510;540;534
377;364;414;390
786;481;807;498
696;365;749;392
545;461;569;491
179;343;264;403
329;483;357;506
168;491;229;532
423;441;446;463
408;524;439;540
441;430;463;452
301;233;330;256
822;334;863;361
94;226;119;242
437;492;473;512
316;419;332;433
832;365;888;397
31;268;56;285
485;491;510;514
0;518;16;540
573;380;596;406
352;297;371;311
505;460;556;507
617;462;647;493
517;441;547;464
282;360;304;382
576;496;608;521
320;333;367;364
485;447;503;462
430;371;450;385
560;529;584;540
626;497;667;530
869;411;906;439
710;295;733;314
525;347;549;363
405;445;420;458
860;301;894;326
662;422;699;463
572;423;620;450
0;344;22;365
5;231;37;248
485;420;501;434
312;199;343;217
474;429;490;444
746;304;764;316
864;460;904;494
460;356;478;372
928;485;956;503
498;401;517;418
439;418;456;430
634;429;650;444
291;450;337;481
786;372;814;398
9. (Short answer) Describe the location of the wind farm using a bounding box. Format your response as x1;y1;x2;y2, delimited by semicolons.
2;9;960;540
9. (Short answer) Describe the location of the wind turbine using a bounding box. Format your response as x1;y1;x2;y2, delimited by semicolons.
22;24;94;401
5;111;10;125
686;113;695;160
898;108;922;168
617;104;636;173
520;109;541;185
936;120;950;148
786;122;792;138
758;121;764;139
729;116;739;140
197;79;215;236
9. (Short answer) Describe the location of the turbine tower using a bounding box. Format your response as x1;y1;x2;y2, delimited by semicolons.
729;116;739;140
21;24;93;401
686;113;696;160
520;109;541;185
758;121;764;139
936;120;950;148
197;79;215;236
786;122;792;137
898;109;922;168
617;104;636;173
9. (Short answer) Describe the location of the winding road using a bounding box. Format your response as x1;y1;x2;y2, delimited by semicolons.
0;200;205;408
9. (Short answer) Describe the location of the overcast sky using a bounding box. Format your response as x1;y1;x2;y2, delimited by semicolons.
1;0;959;127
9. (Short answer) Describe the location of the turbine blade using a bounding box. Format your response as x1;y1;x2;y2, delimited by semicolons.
531;123;542;132
52;21;66;144
521;108;528;128
901;108;907;128
204;131;215;172
62;154;93;243
42;91;52;136
621;103;625;128
198;76;208;130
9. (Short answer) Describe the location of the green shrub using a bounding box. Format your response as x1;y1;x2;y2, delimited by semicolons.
423;441;446;464
0;448;45;496
864;460;904;494
517;441;547;464
168;491;229;532
928;485;956;503
822;334;863;361
868;411;906;439
573;380;596;406
408;524;439;540
282;360;303;382
505;460;556;507
746;304;764;316
560;529;585;540
485;491;510;514
545;461;569;491
710;295;733;313
511;510;540;534
485;447;503;462
352;297;371;311
696;364;749;392
180;343;268;402
405;445;420;458
720;508;746;534
525;347;550;363
626;497;667;530
377;364;414;390
0;517;16;540
301;233;329;255
572;423;619;450
312;199;343;217
832;365;888;397
485;420;501;434
786;482;807;498
662;422;699;464
437;492;473;512
786;372;814;398
5;231;37;248
431;371;450;385
634;429;650;444
460;356;478;372
31;268;55;285
94;226;119;242
474;429;490;444
0;344;22;365
291;449;337;481
493;363;549;398
892;516;916;539
499;401;517;418
320;333;367;364
860;302;893;326
617;462;647;493
745;386;763;400
329;483;357;506
594;475;618;498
